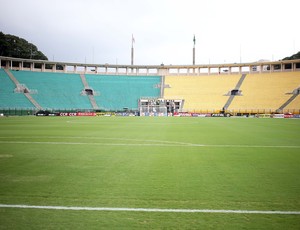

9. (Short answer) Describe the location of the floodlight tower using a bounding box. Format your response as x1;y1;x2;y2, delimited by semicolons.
131;34;135;65
193;35;196;65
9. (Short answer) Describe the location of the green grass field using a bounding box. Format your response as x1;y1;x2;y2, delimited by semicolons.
0;116;300;229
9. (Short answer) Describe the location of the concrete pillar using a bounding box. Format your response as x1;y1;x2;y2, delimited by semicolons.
53;64;56;72
259;64;263;73
41;63;45;72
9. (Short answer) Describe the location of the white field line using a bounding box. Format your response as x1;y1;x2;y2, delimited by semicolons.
0;136;195;147
0;140;299;148
0;204;299;215
0;140;195;147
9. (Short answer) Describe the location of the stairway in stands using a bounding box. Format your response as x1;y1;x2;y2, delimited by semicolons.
80;74;99;110
277;88;300;112
4;69;42;110
223;74;247;110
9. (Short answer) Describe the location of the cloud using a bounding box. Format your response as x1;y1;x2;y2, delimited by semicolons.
0;0;299;64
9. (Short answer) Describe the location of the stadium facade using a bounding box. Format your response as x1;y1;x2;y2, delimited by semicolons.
1;56;300;117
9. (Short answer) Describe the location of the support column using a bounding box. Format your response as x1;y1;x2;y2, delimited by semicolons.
259;64;263;73
41;63;45;72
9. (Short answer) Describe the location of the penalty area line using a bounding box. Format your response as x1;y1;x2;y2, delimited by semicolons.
0;204;299;215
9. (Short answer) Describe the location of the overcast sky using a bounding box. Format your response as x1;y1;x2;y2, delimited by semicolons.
0;0;299;65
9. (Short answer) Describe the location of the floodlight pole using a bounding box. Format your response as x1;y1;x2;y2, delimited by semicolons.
131;34;135;66
131;46;134;66
193;35;196;65
193;47;195;65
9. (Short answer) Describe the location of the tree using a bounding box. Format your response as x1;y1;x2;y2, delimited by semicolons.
280;51;300;69
0;32;48;60
282;51;300;60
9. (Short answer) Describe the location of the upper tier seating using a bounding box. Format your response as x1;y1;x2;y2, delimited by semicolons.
164;74;241;112
229;72;300;112
164;72;300;113
11;70;92;110
0;69;35;108
85;75;161;111
1;68;299;113
2;70;161;111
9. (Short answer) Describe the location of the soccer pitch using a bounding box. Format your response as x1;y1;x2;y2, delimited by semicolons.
0;116;299;229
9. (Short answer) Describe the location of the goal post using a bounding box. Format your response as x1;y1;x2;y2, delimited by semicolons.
139;98;184;116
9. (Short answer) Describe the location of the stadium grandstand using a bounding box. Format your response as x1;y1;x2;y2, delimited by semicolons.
0;56;300;116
